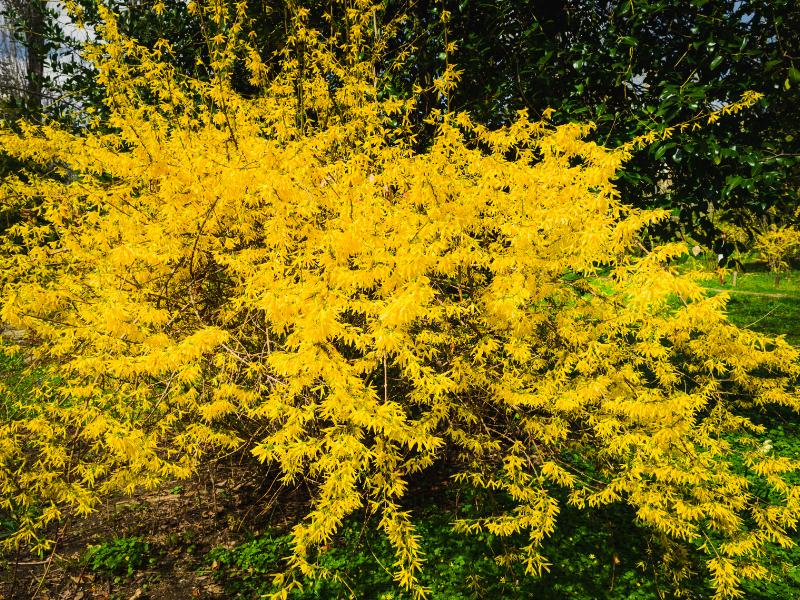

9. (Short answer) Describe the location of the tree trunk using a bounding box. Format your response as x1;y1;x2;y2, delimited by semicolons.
1;0;47;111
22;0;46;110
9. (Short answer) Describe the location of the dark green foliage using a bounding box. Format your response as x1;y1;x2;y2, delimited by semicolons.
206;479;800;599
207;534;293;598
206;509;667;599
7;0;798;239
0;345;44;423
737;418;800;599
402;0;800;239
83;536;154;577
0;346;36;546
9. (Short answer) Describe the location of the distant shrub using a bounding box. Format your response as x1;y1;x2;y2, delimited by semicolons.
754;225;800;283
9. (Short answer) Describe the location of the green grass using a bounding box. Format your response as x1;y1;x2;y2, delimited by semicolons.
697;265;800;345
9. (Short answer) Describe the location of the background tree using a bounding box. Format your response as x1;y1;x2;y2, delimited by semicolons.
383;0;800;242
0;5;27;113
6;0;796;246
0;0;58;118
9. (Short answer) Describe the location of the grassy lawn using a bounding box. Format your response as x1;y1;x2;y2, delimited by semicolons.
697;263;800;345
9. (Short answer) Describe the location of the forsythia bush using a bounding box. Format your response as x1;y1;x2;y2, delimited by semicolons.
754;225;800;283
0;1;797;598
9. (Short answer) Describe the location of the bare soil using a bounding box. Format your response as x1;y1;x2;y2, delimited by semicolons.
0;461;307;600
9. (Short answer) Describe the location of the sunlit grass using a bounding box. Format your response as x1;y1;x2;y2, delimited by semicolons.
699;263;800;345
